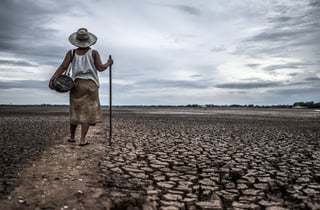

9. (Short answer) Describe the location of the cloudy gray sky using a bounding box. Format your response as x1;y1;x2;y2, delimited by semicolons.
0;0;319;105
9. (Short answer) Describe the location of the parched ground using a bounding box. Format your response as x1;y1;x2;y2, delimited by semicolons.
0;106;319;210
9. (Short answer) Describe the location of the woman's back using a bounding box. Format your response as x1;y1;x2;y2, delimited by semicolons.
72;48;100;87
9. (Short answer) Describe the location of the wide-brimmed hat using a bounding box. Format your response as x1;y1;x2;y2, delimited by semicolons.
68;28;97;48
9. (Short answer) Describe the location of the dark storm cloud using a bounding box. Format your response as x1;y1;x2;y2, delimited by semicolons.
263;64;299;71
190;74;202;78
124;79;210;91
228;90;248;95
236;0;320;57
259;1;319;42
269;87;320;96
268;16;292;23
0;1;82;65
173;5;201;16
210;46;225;52
141;79;209;89
304;77;320;87
0;59;38;67
216;76;320;91
0;80;48;89
288;73;298;77
0;1;52;48
108;78;211;96
305;77;320;82
247;64;260;68
248;28;316;43
159;4;201;16
215;81;282;89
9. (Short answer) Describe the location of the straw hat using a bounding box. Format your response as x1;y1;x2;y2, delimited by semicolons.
68;28;97;48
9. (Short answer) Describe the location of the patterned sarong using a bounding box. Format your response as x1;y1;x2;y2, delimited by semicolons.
70;79;102;125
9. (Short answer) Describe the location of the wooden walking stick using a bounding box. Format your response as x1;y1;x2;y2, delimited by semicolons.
109;55;112;146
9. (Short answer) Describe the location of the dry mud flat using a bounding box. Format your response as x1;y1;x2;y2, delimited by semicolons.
0;106;69;198
0;106;320;210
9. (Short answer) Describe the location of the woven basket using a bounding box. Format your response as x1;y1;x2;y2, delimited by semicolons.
54;75;74;93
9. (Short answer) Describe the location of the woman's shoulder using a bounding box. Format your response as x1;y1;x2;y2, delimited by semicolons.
91;49;100;57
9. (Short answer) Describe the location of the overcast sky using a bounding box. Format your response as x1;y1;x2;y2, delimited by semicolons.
0;0;319;105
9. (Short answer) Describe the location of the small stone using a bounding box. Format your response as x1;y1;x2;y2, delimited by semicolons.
159;206;180;210
130;172;148;179
257;176;272;183
199;178;216;186
296;176;311;183
237;183;248;190
74;190;84;198
239;195;260;202
258;200;282;207
168;190;184;195
157;181;175;190
162;193;182;201
242;189;261;196
147;189;160;195
232;201;260;210
143;201;157;210
183;197;197;206
265;207;289;210
175;184;192;193
307;201;320;210
17;195;26;204
153;175;166;181
222;193;238;202
243;176;256;184
160;200;184;208
196;201;223;210
308;184;320;190
253;183;269;190
225;182;236;189
303;188;320;195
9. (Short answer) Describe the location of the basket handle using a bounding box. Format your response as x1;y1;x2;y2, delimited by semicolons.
65;49;75;76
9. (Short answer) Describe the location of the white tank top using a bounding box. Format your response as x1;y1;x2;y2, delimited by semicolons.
71;48;100;87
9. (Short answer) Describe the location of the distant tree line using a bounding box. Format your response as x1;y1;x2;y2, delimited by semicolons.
292;101;320;108
189;104;293;108
106;101;320;108
6;101;318;108
185;101;320;108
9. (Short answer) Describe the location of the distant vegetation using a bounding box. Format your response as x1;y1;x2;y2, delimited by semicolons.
292;101;320;108
115;101;320;109
190;101;320;108
1;101;319;108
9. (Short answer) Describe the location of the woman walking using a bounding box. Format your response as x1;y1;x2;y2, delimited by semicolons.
49;28;113;146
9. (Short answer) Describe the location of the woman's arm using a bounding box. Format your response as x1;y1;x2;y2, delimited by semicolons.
48;50;73;89
93;50;113;72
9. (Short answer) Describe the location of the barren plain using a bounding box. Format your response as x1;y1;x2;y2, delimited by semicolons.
0;106;319;210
